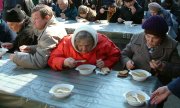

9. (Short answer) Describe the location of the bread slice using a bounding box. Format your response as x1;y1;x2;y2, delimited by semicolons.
117;70;128;77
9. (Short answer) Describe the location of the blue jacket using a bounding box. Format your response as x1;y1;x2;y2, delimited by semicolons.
144;8;173;26
168;77;180;98
53;4;78;20
0;19;16;43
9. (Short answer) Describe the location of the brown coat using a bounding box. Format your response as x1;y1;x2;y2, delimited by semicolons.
122;33;180;84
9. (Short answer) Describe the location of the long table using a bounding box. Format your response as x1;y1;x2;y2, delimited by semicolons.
0;54;159;108
58;20;144;49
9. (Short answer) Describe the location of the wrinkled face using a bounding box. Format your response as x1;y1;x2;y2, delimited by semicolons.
58;0;68;10
31;11;48;30
7;22;22;32
124;0;135;8
75;38;94;53
80;13;87;18
145;34;162;48
150;10;158;16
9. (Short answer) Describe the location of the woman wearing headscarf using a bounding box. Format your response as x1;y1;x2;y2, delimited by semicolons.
48;25;120;71
143;2;178;39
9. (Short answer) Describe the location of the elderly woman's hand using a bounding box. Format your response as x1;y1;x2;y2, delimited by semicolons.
96;59;104;68
126;60;135;70
149;60;165;71
63;57;76;68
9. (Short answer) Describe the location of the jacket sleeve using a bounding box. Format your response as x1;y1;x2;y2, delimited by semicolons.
161;43;180;78
121;35;138;68
167;77;180;98
48;39;66;71
100;35;121;68
12;31;62;69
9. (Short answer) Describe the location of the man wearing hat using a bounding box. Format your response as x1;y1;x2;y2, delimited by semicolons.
121;15;180;85
2;4;37;52
8;4;67;69
117;0;144;24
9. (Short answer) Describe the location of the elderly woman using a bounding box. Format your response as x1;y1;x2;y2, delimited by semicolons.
117;0;144;24
76;5;96;22
48;25;121;71
96;2;121;23
2;5;37;52
121;15;180;85
143;2;178;39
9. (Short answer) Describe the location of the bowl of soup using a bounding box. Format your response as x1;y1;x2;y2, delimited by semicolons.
124;90;150;107
76;64;96;75
49;84;74;98
124;21;133;26
129;69;151;81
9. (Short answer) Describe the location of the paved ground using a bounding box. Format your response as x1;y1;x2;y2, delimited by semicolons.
164;94;180;108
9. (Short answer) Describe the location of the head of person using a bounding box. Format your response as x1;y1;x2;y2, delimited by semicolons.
71;25;98;53
123;0;136;8
31;4;53;30
5;5;26;32
142;15;168;48
39;0;53;6
148;2;162;16
57;0;68;10
107;3;117;13
78;5;89;18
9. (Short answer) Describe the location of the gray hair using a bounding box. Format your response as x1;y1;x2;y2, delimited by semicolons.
32;4;53;18
75;31;94;44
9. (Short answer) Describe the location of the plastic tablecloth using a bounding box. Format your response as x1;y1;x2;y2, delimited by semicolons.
0;54;159;108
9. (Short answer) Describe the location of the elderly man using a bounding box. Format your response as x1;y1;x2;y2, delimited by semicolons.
2;5;37;53
54;0;78;20
9;4;67;69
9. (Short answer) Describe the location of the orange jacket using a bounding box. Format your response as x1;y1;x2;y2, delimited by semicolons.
48;33;121;71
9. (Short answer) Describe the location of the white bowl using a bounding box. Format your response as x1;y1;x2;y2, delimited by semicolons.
99;20;108;24
76;64;96;75
0;48;8;57
76;18;88;23
124;90;150;107
49;84;74;98
56;17;65;22
124;21;133;26
129;69;151;81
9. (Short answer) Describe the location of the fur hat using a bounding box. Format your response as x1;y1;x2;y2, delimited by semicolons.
142;15;168;37
5;4;26;22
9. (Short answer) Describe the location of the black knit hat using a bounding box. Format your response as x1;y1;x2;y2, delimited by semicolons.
5;4;26;22
142;15;168;37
